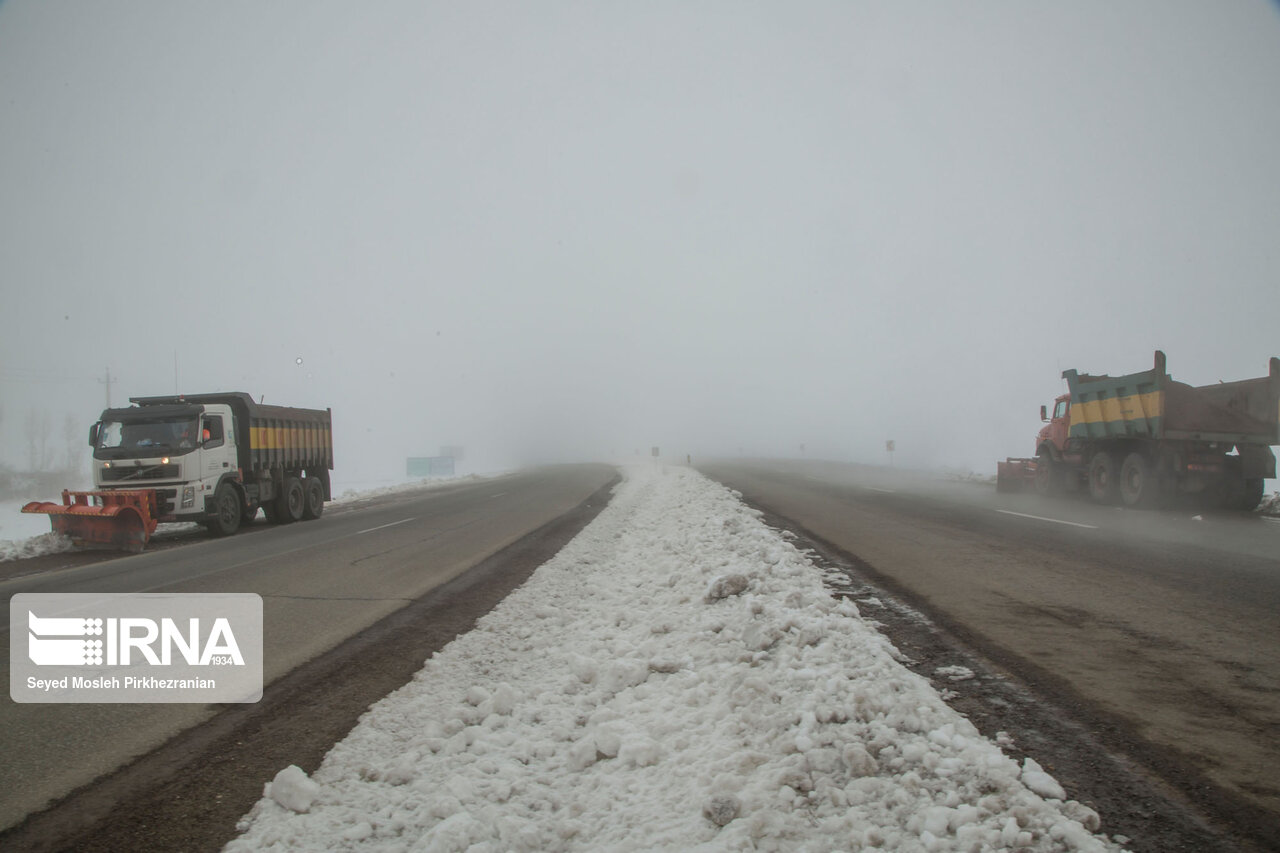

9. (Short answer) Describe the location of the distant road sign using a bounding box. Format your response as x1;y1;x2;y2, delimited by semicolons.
886;440;895;452
651;447;660;458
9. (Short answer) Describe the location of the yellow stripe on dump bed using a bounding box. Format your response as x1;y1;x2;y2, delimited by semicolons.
1071;390;1164;427
250;425;331;453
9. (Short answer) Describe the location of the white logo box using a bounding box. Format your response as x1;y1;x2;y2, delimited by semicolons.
10;593;263;703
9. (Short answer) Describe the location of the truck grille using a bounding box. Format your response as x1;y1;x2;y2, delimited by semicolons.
101;464;180;482
154;488;178;515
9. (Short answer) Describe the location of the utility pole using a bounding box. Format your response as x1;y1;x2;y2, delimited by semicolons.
98;367;114;409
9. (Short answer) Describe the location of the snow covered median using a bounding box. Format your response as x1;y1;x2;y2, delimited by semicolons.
227;465;1126;852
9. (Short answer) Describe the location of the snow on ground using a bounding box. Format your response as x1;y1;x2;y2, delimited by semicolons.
0;498;76;562
227;465;1126;852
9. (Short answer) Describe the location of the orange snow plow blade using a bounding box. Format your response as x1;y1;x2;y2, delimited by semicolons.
22;490;159;553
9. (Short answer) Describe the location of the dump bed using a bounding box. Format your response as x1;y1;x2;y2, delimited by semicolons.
1064;351;1280;445
128;392;333;473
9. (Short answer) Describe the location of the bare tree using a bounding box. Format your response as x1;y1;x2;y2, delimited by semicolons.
25;409;55;472
63;413;84;472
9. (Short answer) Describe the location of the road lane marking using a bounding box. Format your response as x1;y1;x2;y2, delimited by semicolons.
996;510;1098;529
489;493;507;498
865;486;896;493
357;518;416;535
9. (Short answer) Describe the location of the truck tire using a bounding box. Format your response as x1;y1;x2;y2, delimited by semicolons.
275;476;305;524
302;477;325;520
1088;452;1120;504
1119;452;1160;508
207;483;242;537
1239;478;1265;511
1034;451;1062;496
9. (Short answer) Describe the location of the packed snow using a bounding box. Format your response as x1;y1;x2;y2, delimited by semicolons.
227;465;1126;852
0;498;75;562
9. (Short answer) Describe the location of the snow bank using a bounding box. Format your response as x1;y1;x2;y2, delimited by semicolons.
0;497;76;562
0;530;75;563
228;465;1125;852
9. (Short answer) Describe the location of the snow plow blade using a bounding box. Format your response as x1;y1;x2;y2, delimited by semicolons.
996;458;1037;493
22;490;159;553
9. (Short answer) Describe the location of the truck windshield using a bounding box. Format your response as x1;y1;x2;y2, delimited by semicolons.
96;417;199;458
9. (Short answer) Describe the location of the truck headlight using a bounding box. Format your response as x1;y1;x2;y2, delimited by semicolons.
182;487;195;509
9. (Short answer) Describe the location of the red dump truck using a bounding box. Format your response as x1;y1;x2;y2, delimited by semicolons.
998;351;1279;510
23;393;333;551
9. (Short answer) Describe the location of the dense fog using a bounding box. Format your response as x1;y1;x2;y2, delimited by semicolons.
3;2;1278;489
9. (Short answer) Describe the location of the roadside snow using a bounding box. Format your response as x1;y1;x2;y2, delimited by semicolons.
0;530;75;563
228;465;1126;852
0;498;76;562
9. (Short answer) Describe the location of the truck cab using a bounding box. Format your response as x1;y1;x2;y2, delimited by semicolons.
1038;395;1071;459
90;401;240;523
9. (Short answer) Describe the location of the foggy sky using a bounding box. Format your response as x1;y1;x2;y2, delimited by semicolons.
3;1;1279;486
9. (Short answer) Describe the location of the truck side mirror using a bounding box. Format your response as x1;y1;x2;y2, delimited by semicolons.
88;423;100;447
1040;405;1049;422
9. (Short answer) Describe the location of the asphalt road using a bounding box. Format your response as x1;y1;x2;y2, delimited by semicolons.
699;458;1280;848
0;463;617;833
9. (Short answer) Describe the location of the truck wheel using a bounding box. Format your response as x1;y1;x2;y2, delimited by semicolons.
1034;451;1062;496
302;477;325;520
207;483;242;537
1088;452;1120;504
1119;452;1159;508
276;477;305;524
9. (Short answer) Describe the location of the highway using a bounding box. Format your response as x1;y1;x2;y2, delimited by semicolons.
0;464;616;836
699;458;1280;848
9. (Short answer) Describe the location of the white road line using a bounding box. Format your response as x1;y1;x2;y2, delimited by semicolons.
996;509;1098;529
356;518;416;535
489;493;507;498
865;486;896;494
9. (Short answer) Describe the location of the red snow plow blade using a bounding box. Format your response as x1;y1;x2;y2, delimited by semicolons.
22;490;159;553
996;458;1037;493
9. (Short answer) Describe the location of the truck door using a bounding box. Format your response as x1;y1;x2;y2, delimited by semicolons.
201;415;232;479
1049;397;1071;453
